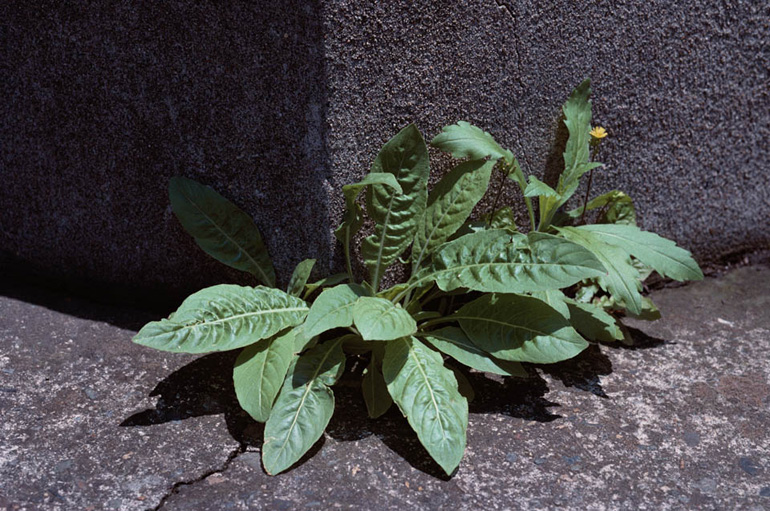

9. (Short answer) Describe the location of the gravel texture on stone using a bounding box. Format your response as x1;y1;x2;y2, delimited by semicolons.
2;264;769;510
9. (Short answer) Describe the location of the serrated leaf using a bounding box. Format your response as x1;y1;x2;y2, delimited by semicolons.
133;285;308;353
352;297;417;341
262;338;346;475
561;80;593;183
423;229;605;294
578;224;703;282
455;294;589;364
303;284;368;339
169;176;275;286
362;350;392;418
412;159;495;269
565;301;623;342
287;259;316;297
524;175;560;198
383;337;468;475
556;226;643;314
430;121;513;163
537;80;599;229
362;124;430;289
333;173;402;257
421;327;526;377
233;329;296;422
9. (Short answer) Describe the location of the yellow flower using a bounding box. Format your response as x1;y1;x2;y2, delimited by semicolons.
590;126;608;139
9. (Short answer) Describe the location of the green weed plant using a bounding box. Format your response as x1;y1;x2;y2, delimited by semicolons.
133;80;702;475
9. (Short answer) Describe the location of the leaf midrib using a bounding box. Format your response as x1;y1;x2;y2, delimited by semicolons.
268;338;343;467
168;306;307;337
371;149;411;288
408;343;449;445
182;187;273;286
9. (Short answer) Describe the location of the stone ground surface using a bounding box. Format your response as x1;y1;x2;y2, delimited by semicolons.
1;263;769;510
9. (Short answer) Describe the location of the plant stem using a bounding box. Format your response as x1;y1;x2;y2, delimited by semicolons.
487;162;509;226
579;145;601;225
344;235;354;281
418;315;457;330
509;159;536;231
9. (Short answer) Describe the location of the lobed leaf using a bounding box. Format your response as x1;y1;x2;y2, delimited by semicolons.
383;337;468;475
133;285;308;353
233;329;296;422
412;159;495;270
430;121;513;163
455;294;589;364
262;338;346;475
169;176;275;286
352;297;417;341
362;124;430;289
334;173;402;259
579;224;703;282
556;226;643;314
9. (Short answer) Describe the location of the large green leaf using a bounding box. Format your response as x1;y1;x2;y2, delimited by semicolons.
233;329;296;422
362;124;430;289
333;173;402;276
537;80;599;229
133;285;308;353
412;159;495;270
352;297;417;341
423;229;605;294
303;284;368;338
565;301;623;342
287;259;316;297
169;176;275;286
560;79;593;187
383;337;468;475
430;121;513;163
455;294;589;364
421;327;526;377
531;289;571;318
557;227;644;314
578;224;703;281
262;338;346;475
362;350;392;418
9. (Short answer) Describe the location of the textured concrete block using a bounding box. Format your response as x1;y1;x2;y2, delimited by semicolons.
2;1;768;298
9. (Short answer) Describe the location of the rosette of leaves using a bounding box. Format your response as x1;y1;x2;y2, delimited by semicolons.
132;80;702;476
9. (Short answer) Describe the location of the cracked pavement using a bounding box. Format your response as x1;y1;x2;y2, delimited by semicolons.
2;262;770;510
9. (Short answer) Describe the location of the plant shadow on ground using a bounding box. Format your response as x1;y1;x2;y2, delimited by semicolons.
120;327;669;479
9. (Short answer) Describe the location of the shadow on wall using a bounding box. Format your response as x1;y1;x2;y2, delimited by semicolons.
1;0;331;302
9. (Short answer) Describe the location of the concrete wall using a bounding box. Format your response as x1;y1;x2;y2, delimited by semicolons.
2;1;768;300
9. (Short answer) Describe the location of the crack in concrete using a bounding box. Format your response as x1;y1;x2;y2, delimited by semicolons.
150;444;245;511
